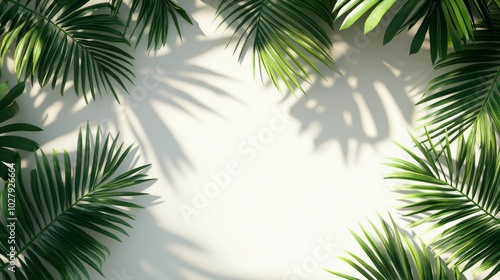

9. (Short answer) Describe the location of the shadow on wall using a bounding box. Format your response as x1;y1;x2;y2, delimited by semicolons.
2;4;242;277
104;198;244;280
0;120;240;280
114;35;238;186
106;1;241;186
285;21;432;162
6;1;239;187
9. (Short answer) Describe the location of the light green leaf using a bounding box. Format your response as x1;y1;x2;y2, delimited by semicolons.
365;0;397;33
0;0;134;102
217;0;334;94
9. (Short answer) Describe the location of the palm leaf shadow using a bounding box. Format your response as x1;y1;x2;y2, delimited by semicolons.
1;2;244;279
0;95;240;279
101;207;247;280
6;6;240;188
285;25;429;162
116;23;241;186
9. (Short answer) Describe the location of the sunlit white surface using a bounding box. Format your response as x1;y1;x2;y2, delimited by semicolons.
9;1;489;280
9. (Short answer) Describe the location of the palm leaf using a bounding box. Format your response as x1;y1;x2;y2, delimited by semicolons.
0;124;152;279
0;0;134;102
111;0;192;50
0;81;40;181
334;0;499;63
332;0;398;33
327;213;462;280
216;0;334;94
385;127;500;279
417;13;500;143
386;0;475;63
464;0;500;30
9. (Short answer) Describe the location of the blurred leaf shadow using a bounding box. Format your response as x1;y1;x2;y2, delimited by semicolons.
4;115;242;280
7;1;240;189
98;145;245;280
113;15;240;187
283;24;432;163
102;207;246;280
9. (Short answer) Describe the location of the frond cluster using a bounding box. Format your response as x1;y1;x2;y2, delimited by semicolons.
217;0;335;93
324;1;500;279
0;124;151;279
0;0;192;102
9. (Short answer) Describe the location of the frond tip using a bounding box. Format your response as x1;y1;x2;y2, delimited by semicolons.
385;127;500;279
0;0;135;102
0;124;152;279
217;0;335;94
124;0;193;49
328;213;461;280
0;81;41;180
417;13;500;142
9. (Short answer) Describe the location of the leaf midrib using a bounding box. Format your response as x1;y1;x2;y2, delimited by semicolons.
6;0;83;50
0;177;106;272
478;66;500;115
426;176;500;227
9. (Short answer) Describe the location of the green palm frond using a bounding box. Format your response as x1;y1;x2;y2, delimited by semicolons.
112;0;192;49
216;0;334;94
385;127;500;279
386;0;473;63
328;213;462;280
0;81;40;181
333;0;499;63
0;124;152;279
417;13;500;143
466;0;500;28
332;0;398;33
0;0;134;102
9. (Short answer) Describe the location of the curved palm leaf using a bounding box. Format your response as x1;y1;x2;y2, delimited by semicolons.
0;124;152;279
111;0;192;50
417;13;500;143
333;0;499;63
328;213;462;280
216;0;334;94
383;0;495;63
0;0;134;102
385;127;500;279
0;81;40;180
332;0;398;33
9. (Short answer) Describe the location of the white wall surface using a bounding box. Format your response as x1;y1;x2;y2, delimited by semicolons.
7;1;475;280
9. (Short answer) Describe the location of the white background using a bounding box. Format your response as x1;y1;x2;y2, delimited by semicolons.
6;1;489;280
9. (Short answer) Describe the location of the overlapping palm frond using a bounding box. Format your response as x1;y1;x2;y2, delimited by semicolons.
0;0;134;102
0;81;40;180
328;213;462;280
111;0;192;50
0;124;152;279
216;0;334;94
417;13;500;143
333;0;500;63
385;127;500;279
388;0;474;58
